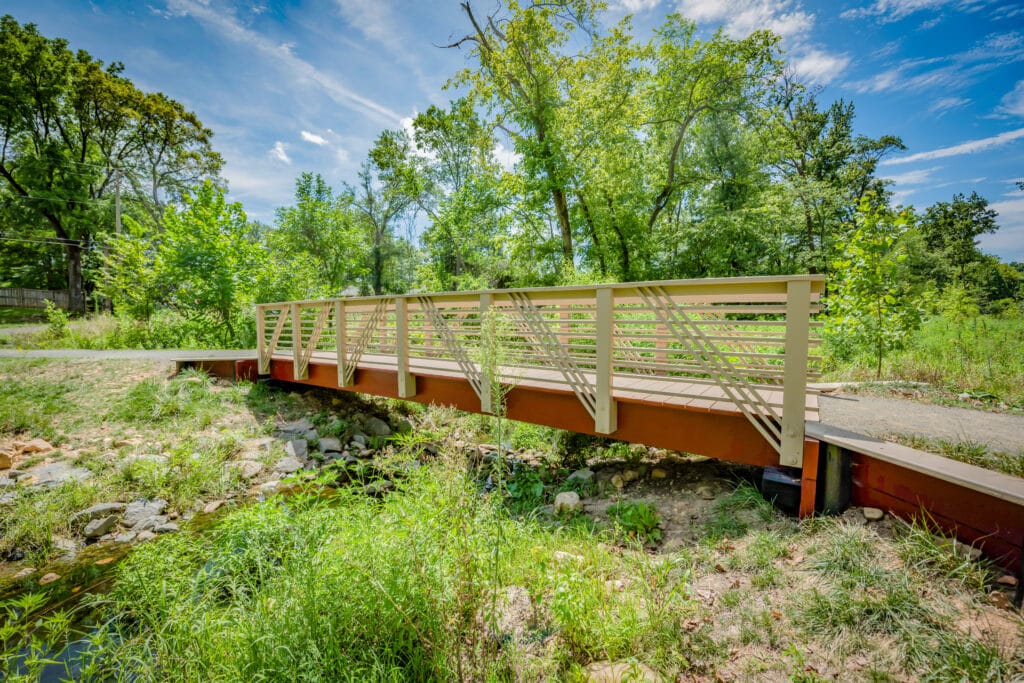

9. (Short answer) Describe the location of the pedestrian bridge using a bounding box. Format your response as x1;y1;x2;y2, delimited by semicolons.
256;275;822;486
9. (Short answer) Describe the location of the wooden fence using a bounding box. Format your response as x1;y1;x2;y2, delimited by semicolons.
0;288;70;309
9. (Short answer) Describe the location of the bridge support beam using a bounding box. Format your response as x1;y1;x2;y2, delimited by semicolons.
595;287;617;434
395;298;415;399
781;279;811;467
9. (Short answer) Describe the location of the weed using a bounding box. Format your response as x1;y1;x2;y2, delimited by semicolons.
607;501;662;544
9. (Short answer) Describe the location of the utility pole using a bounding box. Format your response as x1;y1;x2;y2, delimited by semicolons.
104;168;121;313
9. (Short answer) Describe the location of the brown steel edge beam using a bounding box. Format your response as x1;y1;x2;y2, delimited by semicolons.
266;358;785;469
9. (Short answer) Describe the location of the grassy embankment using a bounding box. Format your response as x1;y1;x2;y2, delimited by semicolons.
0;357;1021;681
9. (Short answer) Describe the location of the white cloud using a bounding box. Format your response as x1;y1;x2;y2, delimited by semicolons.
791;49;851;84
494;142;521;172
301;130;329;146
840;0;985;23
618;0;662;10
269;141;291;164
882;127;1024;165
165;0;402;125
928;96;970;115
882;166;942;185
997;80;1024;117
677;0;849;83
980;197;1024;261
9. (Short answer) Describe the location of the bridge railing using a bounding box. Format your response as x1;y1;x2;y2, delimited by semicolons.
256;275;824;466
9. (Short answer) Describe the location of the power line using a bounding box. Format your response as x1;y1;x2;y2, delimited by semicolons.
0;235;84;247
1;194;111;206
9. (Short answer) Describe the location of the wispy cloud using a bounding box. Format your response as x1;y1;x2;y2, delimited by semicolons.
301;130;330;146
840;0;986;23
882;166;942;185
846;31;1024;94
980;197;1024;261
997;80;1024;117
928;96;970;115
618;0;662;11
882;127;1024;165
164;0;402;125
677;0;850;83
269;141;291;164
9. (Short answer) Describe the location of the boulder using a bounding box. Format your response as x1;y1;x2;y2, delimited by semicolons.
203;500;226;514
650;467;669;480
318;437;342;453
39;572;61;586
276;418;314;435
83;515;118;539
566;468;594;485
72;502;126;524
0;450;11;469
611;474;625;490
154;522;179;534
274;456;303;474
228;460;264;479
22;438;54;454
363;480;394;497
284;439;308;459
122;499;168;528
136;530;157;542
621;469;639;483
363;416;392;437
553;491;583;516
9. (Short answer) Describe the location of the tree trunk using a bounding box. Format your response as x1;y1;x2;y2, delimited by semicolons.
552;186;573;267
66;241;85;313
372;241;383;295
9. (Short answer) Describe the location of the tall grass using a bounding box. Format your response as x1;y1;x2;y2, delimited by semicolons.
826;314;1024;407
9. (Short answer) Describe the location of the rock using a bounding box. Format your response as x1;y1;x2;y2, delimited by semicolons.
621;469;639;483
72;502;126;524
953;543;983;562
584;661;660;682
364;480;394;497
136;530;157;542
274;456;304;474
611;474;625;490
284;439;308;459
228;459;264;479
395;419;413;434
996;574;1019;587
0;451;10;469
39;572;60;586
318;437;342;453
862;507;885;522
154;522;179;534
13;567;36;580
253;437;276;452
363;416;392;437
276;418;314;435
566;468;594;485
135;515;169;532
0;477;15;488
203;500;226;514
352;434;368;446
260;480;282;494
695;485;716;500
123;499;168;528
553;491;583;516
22;438;54;454
650;467;669;480
83;515;118;539
113;532;136;543
22;461;91;488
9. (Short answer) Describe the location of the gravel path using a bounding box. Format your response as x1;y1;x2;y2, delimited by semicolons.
2;348;1020;454
818;393;1024;454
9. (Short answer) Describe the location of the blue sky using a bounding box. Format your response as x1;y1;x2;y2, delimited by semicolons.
5;0;1024;261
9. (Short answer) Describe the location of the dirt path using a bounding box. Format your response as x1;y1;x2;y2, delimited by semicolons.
818;393;1024;454
0;349;255;360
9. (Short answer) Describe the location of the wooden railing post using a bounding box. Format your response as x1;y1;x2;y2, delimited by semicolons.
781;279;811;467
479;292;492;413
395;297;415;398
335;299;349;387
595;287;617;434
256;305;268;375
290;303;304;380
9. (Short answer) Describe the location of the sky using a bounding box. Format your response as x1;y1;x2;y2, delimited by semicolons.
4;0;1024;262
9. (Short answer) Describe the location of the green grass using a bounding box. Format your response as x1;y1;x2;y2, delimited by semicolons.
0;307;47;325
826;314;1024;409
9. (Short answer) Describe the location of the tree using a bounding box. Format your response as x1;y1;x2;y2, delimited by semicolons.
826;195;921;377
919;191;998;283
271;172;367;297
0;16;222;311
350;130;416;294
156;181;262;344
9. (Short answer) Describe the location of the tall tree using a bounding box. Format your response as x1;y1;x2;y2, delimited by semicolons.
919;191;998;283
0;16;222;311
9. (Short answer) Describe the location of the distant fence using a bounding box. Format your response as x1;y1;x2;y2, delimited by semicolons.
0;288;71;309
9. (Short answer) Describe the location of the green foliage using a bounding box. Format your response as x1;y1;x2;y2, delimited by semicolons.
825;195;922;377
43;300;69;338
110;369;223;427
607;501;662;544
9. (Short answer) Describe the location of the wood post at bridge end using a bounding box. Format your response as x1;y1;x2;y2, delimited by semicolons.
780;279;812;467
595;287;617;434
395;298;415;398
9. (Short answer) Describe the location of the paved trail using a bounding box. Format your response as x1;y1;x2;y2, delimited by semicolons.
2;348;1021;455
